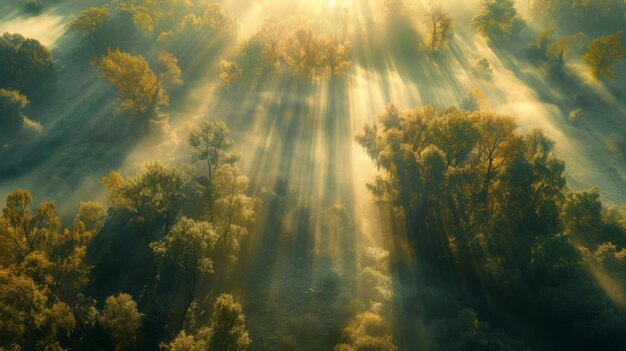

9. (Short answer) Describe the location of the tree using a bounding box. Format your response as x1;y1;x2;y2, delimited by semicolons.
188;120;236;185
101;162;190;236
69;7;109;38
188;120;239;220
211;164;255;268
529;27;555;58
281;28;328;81
325;39;352;77
100;293;143;351
473;112;519;201
149;217;218;329
583;32;626;81
471;0;521;39
219;60;243;86
255;18;286;69
161;328;211;351
335;311;397;351
0;269;75;350
207;294;251;351
0;89;28;143
0;189;61;264
48;201;104;300
460;88;487;112
92;49;182;117
424;2;455;52
547;32;584;64
0;33;54;95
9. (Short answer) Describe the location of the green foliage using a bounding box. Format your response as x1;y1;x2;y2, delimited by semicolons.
358;103;626;349
100;293;143;351
583;32;626;81
336;247;397;351
0;33;54;95
24;0;42;14
531;0;625;32
0;89;29;144
471;0;522;40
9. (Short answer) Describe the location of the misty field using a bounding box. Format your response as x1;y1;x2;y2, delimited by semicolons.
1;1;626;350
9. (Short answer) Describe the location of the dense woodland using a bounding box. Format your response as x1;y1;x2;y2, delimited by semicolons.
1;0;626;350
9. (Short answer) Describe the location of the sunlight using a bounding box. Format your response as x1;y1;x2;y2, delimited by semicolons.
2;0;626;349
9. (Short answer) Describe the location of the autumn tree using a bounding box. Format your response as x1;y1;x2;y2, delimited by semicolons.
187;121;254;267
424;2;455;52
161;294;250;351
281;28;328;81
150;217;218;330
162;328;212;350
0;190;105;349
547;32;584;64
92;49;182;117
529;27;555;57
325;39;352;77
0;189;61;264
583;32;626;81
356;104;565;266
335;311;397;351
0;269;76;350
471;0;521;39
69;7;109;38
210;164;255;268
49;202;105;300
101;162;190;237
207;294;251;351
100;293;143;351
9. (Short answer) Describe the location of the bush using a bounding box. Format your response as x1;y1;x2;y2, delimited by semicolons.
24;0;42;14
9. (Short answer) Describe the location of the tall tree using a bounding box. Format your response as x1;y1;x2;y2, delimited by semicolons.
149;217;218;330
100;293;143;351
424;2;455;52
188;120;237;220
207;294;251;351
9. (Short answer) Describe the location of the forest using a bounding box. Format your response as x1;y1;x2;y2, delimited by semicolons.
1;0;626;350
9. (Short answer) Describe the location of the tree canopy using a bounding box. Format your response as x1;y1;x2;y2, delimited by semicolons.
92;49;182;117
